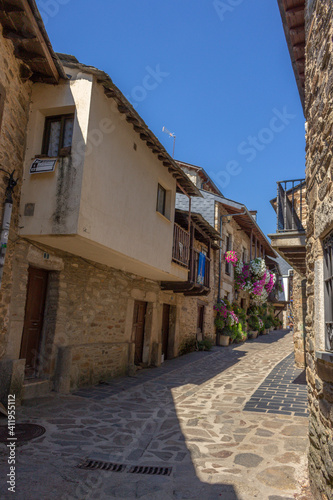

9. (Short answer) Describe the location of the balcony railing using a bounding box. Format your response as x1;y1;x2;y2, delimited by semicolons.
276;179;306;233
172;223;190;267
163;223;212;295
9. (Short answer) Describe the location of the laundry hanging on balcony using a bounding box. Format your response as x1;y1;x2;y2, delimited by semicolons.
197;252;206;284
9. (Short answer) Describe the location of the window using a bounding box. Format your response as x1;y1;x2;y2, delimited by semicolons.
225;234;232;275
42;114;74;157
156;184;166;216
242;247;247;263
324;231;333;351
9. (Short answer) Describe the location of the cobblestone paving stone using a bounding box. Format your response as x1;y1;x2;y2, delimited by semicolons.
0;330;312;500
244;353;308;417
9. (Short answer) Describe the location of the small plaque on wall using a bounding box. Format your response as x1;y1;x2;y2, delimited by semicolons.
30;158;57;174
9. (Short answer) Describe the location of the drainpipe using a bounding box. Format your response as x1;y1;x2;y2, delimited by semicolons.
217;210;246;304
217;215;223;304
0;171;17;289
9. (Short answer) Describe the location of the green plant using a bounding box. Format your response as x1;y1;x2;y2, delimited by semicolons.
273;317;282;329
214;317;225;331
220;327;234;337
197;339;213;351
179;338;197;356
247;315;259;331
264;318;272;329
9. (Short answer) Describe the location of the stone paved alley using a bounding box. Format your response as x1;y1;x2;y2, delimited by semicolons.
0;330;312;500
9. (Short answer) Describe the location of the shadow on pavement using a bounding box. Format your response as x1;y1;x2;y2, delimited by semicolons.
0;331;293;499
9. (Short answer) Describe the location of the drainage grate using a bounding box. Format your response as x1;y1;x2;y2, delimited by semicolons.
128;465;172;476
78;459;126;472
77;459;172;476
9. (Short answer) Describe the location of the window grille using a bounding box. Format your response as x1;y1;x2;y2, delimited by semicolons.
324;231;333;351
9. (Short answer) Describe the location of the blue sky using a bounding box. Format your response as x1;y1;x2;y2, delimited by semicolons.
37;0;305;237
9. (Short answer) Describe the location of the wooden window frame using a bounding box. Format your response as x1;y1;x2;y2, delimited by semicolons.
42;113;74;157
324;231;333;351
156;183;167;216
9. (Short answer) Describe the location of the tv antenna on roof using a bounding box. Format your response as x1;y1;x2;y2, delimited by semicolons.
162;126;176;158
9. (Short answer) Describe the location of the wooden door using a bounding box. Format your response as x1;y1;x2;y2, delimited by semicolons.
162;304;170;360
133;300;147;365
20;267;49;378
197;304;205;340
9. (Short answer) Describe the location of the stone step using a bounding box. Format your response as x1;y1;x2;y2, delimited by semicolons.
22;379;50;402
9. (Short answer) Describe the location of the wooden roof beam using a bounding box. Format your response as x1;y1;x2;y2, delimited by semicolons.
117;105;128;114
286;5;304;15
2;2;24;13
2;27;37;42
19;0;60;82
126;116;138;124
14;48;46;64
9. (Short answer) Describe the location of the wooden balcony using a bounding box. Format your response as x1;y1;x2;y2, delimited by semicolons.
161;211;220;296
172;223;190;267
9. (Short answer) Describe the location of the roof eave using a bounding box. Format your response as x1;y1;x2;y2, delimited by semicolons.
59;56;201;199
277;0;305;112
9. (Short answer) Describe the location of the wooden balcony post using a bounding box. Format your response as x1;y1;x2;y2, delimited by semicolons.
250;230;253;260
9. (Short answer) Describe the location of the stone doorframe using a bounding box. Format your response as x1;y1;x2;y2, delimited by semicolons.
3;243;63;396
125;289;180;372
125;289;158;372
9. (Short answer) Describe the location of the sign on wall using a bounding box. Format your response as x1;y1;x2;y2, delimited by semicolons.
30;158;57;174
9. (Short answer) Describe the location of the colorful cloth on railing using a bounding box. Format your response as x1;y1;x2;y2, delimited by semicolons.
197;252;206;285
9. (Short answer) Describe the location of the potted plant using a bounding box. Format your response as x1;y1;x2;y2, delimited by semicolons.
247;315;259;338
220;327;234;346
258;317;265;334
215;317;231;346
214;301;240;346
264;317;272;334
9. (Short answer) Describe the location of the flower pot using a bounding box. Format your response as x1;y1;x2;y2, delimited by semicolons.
249;330;258;339
219;335;230;346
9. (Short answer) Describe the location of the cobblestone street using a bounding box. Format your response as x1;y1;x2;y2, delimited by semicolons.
0;330;312;500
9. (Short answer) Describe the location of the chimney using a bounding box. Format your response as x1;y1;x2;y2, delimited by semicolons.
249;210;257;222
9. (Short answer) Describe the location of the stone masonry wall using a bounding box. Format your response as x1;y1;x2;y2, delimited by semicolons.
292;271;307;368
6;237;219;394
178;242;217;347
0;25;32;360
215;203;252;310
304;1;333;498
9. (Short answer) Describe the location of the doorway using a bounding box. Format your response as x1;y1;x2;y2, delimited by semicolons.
162;304;170;361
133;300;147;365
197;304;205;341
20;267;49;379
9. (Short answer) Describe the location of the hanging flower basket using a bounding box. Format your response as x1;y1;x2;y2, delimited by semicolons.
234;258;277;305
224;250;238;266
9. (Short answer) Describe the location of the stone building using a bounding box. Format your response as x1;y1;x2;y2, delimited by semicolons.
0;23;224;400
0;0;66;403
270;180;307;367
176;161;280;316
275;1;333;497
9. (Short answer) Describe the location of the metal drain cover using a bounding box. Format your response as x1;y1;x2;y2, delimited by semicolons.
0;424;46;443
128;465;172;476
78;459;126;472
78;459;172;476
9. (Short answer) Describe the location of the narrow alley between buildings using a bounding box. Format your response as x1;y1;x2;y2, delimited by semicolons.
0;330;311;500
